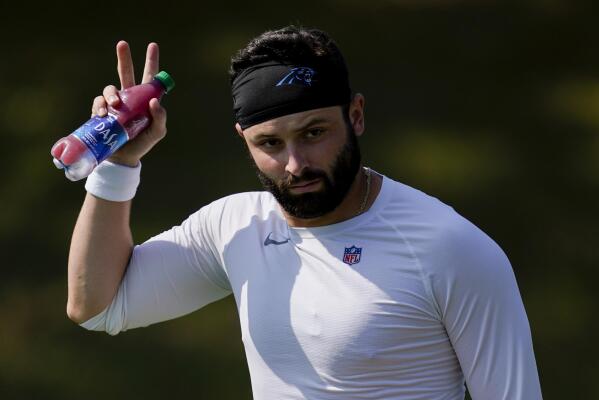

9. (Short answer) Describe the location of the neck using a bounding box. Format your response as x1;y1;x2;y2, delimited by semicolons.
282;165;381;228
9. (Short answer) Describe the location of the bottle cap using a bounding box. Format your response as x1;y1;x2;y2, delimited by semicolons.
154;71;175;93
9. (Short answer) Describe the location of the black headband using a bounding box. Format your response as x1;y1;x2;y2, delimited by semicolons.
232;61;351;129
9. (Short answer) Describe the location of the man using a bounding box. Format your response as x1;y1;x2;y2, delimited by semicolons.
67;26;543;399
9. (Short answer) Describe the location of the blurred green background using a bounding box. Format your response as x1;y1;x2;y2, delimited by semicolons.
1;0;597;398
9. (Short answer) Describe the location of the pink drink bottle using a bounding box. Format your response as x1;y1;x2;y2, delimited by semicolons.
51;71;175;181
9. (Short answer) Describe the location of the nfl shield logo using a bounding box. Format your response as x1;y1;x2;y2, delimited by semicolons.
343;246;362;265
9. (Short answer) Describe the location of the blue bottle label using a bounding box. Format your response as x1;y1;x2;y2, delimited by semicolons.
72;114;128;162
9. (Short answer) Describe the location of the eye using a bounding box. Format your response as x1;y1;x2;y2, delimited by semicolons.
259;138;282;149
305;128;324;139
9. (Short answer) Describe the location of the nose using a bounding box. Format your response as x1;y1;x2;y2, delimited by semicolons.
285;146;308;177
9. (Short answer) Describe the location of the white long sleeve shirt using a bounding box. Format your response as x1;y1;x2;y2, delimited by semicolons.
82;174;542;399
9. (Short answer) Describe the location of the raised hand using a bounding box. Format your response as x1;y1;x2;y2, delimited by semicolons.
92;41;168;167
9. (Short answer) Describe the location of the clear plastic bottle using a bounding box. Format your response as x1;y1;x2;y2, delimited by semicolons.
51;71;175;181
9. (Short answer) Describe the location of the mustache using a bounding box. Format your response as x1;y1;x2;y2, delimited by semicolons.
280;168;328;189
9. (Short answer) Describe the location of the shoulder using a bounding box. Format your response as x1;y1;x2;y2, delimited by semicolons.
380;177;510;277
380;177;458;222
203;191;275;215
410;194;513;299
378;177;470;242
379;178;519;324
186;191;279;237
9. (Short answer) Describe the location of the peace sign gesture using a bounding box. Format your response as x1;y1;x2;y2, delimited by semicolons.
92;41;168;167
117;40;160;88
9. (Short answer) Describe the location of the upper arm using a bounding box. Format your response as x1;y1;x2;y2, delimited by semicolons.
81;205;231;335
426;216;542;399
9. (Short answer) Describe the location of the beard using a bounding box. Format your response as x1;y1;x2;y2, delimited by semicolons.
254;127;362;219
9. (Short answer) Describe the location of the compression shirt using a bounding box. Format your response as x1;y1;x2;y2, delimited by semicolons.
81;174;542;399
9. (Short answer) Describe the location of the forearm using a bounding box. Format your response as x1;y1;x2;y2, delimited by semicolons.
67;193;133;323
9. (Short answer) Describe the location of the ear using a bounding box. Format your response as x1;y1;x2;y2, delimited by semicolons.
235;122;244;138
349;94;365;137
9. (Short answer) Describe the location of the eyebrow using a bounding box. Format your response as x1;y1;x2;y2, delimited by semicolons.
252;117;331;141
292;117;330;132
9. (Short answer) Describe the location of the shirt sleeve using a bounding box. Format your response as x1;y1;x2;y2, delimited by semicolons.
80;204;232;335
424;213;543;399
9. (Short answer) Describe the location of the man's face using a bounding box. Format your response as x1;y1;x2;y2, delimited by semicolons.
238;99;365;219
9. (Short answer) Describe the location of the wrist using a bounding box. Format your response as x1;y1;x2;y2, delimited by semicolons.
107;154;141;168
85;161;141;202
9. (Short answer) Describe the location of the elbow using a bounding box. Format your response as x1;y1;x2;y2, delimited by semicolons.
66;300;95;324
66;301;85;324
67;299;114;334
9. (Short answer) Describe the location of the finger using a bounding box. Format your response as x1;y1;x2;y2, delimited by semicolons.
147;98;167;140
141;42;160;84
91;96;107;117
116;40;135;89
102;85;120;107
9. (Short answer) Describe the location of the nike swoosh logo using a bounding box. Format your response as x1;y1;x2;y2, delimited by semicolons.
264;232;290;246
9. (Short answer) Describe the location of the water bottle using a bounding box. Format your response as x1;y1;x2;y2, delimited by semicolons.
51;71;175;181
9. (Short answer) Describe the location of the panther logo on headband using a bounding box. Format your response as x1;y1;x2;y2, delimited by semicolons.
276;67;315;87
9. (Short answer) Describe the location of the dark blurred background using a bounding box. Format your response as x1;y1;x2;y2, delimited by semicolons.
1;0;597;398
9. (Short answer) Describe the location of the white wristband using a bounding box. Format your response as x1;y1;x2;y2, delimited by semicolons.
85;161;141;202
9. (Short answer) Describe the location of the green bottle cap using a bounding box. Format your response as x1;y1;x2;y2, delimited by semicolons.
154;71;175;93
